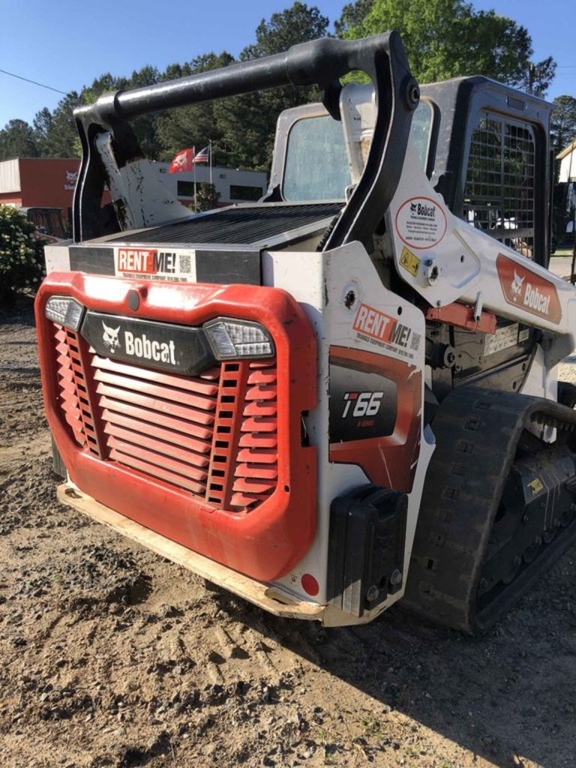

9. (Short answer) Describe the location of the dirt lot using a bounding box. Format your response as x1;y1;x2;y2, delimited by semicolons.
1;298;576;768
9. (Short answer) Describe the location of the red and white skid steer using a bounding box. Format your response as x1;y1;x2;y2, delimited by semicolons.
36;32;576;635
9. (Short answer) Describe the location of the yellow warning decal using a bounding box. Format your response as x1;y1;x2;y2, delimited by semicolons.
528;477;544;495
399;247;420;277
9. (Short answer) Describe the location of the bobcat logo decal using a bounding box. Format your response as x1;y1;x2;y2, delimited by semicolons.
511;270;525;298
102;321;121;353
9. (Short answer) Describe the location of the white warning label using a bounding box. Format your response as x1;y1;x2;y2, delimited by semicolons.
484;323;519;356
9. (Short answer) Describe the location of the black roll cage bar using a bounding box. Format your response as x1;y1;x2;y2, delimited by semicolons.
73;31;419;249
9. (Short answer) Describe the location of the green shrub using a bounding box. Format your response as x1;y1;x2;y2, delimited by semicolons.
0;207;46;305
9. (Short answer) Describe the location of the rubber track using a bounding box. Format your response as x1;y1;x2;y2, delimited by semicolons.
403;387;576;635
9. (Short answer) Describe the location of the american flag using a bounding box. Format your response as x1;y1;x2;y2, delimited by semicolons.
193;145;210;164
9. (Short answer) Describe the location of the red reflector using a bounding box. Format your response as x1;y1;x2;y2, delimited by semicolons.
301;573;319;597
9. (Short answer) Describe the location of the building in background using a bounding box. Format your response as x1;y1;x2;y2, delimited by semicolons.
557;141;576;244
0;158;268;221
558;140;576;184
158;163;267;205
0;158;80;226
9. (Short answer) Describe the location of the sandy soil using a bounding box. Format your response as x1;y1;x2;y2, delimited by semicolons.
1;297;576;768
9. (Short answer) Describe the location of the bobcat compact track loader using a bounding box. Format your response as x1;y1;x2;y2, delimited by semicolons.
36;33;576;635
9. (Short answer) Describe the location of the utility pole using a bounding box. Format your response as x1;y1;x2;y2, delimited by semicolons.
568;145;576;284
528;63;535;95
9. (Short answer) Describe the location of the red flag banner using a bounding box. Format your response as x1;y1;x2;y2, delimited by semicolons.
193;146;210;164
169;147;195;173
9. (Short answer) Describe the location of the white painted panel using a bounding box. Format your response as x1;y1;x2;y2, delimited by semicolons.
0;159;21;194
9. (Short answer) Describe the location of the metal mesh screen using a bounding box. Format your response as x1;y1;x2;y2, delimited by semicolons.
463;113;536;259
107;203;343;246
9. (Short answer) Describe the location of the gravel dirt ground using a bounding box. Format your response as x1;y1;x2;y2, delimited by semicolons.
1;296;576;768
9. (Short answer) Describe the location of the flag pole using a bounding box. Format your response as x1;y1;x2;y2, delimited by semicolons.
209;140;213;186
193;148;197;212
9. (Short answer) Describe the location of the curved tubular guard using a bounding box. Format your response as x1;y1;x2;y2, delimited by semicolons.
73;32;419;246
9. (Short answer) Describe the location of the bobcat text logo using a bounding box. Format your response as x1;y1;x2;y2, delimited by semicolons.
342;391;383;419
497;254;562;324
523;283;551;315
124;332;176;365
510;272;551;314
415;203;435;217
102;322;121;353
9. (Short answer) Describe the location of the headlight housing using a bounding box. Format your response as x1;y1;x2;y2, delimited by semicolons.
45;296;85;331
203;318;275;360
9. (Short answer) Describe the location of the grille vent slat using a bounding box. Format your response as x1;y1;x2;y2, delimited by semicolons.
95;382;216;427
230;361;279;510
53;325;100;456
107;436;209;483
108;449;207;495
100;399;214;442
93;368;218;412
101;413;211;457
94;355;220;396
105;425;211;469
51;321;279;512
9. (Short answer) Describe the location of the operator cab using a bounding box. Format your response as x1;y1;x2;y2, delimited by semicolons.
268;78;553;266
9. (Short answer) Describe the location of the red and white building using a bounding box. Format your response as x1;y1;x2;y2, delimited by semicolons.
0;157;268;224
0;158;80;223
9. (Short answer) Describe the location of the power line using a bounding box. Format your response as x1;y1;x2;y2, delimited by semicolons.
0;68;67;95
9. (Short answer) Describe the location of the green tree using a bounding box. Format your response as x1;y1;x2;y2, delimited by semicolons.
551;96;576;156
334;0;374;37
519;57;556;97
32;92;83;158
195;182;221;212
242;1;329;59
32;108;55;156
80;72;129;105
0;119;39;160
0;207;45;305
337;0;556;94
217;2;330;171
157;53;235;162
125;66;162;159
29;69;162;161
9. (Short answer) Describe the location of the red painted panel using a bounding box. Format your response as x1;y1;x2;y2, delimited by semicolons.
36;273;317;581
329;345;422;494
425;303;497;334
496;253;562;325
18;159;80;211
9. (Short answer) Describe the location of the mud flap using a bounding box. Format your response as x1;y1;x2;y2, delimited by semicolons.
327;484;407;618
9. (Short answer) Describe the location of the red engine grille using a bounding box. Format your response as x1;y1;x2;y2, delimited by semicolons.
52;325;100;457
51;324;278;513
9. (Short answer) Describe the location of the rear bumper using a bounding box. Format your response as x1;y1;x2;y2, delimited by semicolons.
36;272;317;582
57;483;325;620
56;481;393;627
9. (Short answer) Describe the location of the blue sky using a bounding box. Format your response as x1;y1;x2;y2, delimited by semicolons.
1;0;574;129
